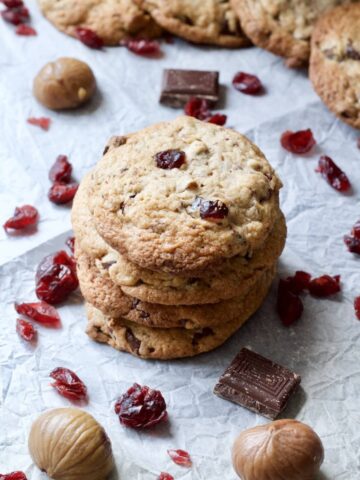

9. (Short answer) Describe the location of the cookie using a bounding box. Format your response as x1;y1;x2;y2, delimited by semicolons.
231;0;353;68
134;0;249;47
85;266;274;359
87;116;282;274
38;0;162;46
310;3;360;129
73;176;286;305
77;248;276;329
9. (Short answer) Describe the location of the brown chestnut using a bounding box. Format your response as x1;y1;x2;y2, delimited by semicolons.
33;57;96;110
232;419;324;480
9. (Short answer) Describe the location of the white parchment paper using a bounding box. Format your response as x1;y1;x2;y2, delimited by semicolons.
1;1;360;478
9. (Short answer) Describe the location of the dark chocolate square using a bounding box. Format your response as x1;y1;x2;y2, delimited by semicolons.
213;348;301;419
160;69;219;108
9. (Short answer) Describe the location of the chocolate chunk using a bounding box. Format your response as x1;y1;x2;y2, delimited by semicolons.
346;43;360;61
160;69;219;108
192;327;214;346
125;328;141;354
213;348;301;419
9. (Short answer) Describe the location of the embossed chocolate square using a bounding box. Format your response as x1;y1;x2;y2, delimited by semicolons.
213;348;301;419
160;69;219;108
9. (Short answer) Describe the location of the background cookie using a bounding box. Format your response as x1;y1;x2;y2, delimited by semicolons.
135;0;250;47
38;0;162;46
85;265;274;359
88;116;282;274
310;3;360;129
232;0;354;68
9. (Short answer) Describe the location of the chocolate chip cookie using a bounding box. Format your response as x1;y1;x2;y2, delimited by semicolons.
38;0;162;46
134;0;250;47
87;116;282;274
310;3;360;129
232;0;354;68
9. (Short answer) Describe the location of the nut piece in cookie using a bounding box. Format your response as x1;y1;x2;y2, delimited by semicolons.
33;57;96;110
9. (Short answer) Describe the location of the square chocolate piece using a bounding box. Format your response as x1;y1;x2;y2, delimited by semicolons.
160;69;219;108
214;348;301;419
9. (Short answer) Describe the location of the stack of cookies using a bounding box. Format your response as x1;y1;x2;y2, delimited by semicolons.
72;116;286;360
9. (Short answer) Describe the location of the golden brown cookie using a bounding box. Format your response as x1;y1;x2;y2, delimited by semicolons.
77;249;276;329
87;116;282;274
38;0;162;46
232;0;353;68
310;3;360;129
134;0;250;47
85;265;275;359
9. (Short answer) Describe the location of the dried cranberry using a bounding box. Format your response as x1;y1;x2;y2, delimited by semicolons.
167;449;192;468
316;156;351;192
49;155;72;183
35;251;78;304
155;149;186;169
15;301;61;327
308;275;341;298
50;367;88;401
75;27;103;49
277;279;304;327
184;97;211;120
1;6;29;25
344;235;360;255
16;24;36;35
352;220;360;238
114;383;167;429
3;205;38;231
48;182;79;204
1;0;24;7
121;38;161;56
0;473;27;480
280;129;316;154
355;297;360;320
286;271;312;295
199;199;229;221
27;117;51;131
158;474;174;480
16;318;37;342
66;236;75;254
207;113;227;126
232;72;263;95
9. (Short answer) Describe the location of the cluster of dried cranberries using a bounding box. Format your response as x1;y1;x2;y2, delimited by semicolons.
1;0;36;35
184;97;227;126
48;155;79;204
50;367;88;401
344;219;360;255
15;301;61;344
277;271;341;326
3;205;38;233
0;472;27;480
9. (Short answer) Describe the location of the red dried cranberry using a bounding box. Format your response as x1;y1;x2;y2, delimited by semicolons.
167;449;192;468
49;155;72;183
277;279;304;327
27;117;51;131
121;38;161;56
75;27;103;49
114;383;167;429
16;318;37;342
155;149;186;169
354;297;360;320
16;24;36;35
1;6;29;25
352;220;360;238
158;473;174;480
207;113;227;126
0;473;28;480
15;301;61;327
50;367;88;401
316;156;351;192
308;275;341;298
280;129;316;154
344;235;360;255
199;199;229;221
286;271;312;295
1;0;24;7
232;72;263;95
48;182;79;204
3;205;38;231
184;97;211;120
66;236;75;254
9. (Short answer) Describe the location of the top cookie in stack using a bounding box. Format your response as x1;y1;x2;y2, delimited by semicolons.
72;116;286;360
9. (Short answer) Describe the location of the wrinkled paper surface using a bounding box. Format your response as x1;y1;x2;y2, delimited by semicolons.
1;1;360;478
